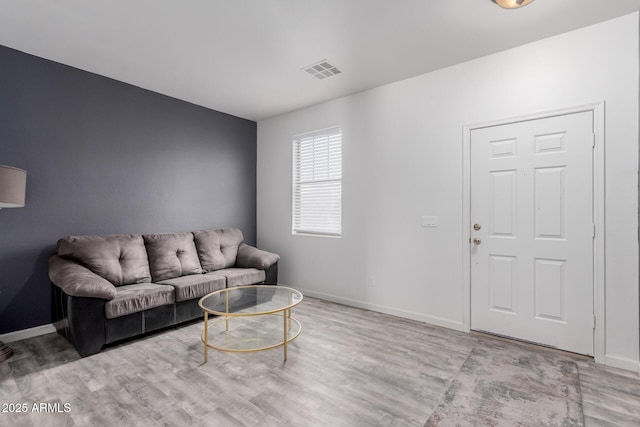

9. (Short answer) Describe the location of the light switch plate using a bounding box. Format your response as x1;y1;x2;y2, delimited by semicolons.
421;216;438;227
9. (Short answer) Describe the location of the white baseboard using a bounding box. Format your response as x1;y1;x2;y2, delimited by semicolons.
293;286;465;332
0;324;56;343
604;354;640;372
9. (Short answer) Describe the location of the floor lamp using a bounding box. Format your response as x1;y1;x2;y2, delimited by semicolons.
0;165;27;363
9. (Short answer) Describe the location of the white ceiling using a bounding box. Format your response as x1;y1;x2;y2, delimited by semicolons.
0;0;638;121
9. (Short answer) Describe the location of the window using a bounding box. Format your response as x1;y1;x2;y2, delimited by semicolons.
293;127;342;237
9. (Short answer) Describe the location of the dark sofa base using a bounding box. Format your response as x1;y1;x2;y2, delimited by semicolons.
53;263;279;357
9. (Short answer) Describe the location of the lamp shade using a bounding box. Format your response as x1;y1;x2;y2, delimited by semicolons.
0;165;27;208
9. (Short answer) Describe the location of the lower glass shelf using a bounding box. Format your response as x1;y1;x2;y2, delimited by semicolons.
202;313;301;352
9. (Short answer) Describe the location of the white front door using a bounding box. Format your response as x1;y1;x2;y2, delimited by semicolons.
470;111;594;355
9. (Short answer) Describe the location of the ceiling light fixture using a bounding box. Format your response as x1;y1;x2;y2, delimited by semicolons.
492;0;535;9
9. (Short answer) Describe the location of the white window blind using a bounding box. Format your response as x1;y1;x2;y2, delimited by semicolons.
293;127;342;236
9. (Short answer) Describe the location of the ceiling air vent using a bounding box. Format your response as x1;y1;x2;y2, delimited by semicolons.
303;60;342;80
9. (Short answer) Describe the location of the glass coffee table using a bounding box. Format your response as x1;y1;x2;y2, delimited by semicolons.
198;285;303;362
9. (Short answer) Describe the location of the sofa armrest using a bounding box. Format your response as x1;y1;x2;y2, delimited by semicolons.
49;255;117;300
236;243;280;269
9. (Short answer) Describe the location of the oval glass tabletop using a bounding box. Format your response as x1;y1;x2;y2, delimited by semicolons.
198;285;303;316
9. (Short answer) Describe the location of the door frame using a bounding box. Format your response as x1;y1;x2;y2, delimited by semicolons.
462;102;605;363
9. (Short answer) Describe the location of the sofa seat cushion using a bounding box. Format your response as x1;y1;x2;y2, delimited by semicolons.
57;234;151;286
212;268;265;288
193;228;244;272
105;283;175;319
143;232;202;281
157;273;226;302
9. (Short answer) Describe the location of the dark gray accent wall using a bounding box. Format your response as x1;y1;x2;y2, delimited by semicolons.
0;45;257;334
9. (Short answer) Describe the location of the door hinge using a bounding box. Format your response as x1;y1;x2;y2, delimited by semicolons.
593;315;597;330
592;133;596;148
592;223;596;238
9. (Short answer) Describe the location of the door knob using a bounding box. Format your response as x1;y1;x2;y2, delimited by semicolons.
473;237;481;245
474;224;481;231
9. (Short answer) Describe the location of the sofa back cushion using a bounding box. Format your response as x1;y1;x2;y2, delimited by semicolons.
57;234;151;286
193;228;244;272
143;232;202;281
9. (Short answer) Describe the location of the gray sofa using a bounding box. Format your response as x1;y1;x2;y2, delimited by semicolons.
49;228;279;357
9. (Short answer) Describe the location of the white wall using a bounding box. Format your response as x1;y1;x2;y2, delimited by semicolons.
257;14;640;369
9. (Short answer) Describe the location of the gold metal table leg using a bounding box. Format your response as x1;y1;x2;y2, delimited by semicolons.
283;309;288;361
204;312;209;363
225;291;229;332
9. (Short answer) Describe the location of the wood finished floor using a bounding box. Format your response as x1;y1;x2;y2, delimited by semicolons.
1;297;639;426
